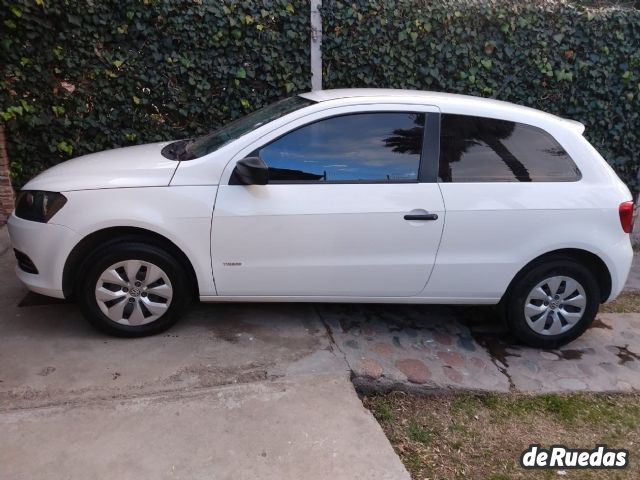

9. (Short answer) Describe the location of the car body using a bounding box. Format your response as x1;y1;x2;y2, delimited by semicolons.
7;89;634;347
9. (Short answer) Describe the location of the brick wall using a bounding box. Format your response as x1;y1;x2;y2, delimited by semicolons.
0;126;15;225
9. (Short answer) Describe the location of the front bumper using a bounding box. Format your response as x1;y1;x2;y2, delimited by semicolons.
7;214;81;299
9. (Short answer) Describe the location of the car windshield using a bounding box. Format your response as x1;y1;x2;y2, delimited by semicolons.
184;96;315;159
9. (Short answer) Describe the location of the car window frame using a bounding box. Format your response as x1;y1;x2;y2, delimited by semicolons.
220;103;441;186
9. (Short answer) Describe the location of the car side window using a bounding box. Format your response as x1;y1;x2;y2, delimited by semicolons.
256;112;425;183
439;114;581;182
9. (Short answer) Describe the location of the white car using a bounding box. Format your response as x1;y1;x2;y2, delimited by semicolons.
7;89;634;348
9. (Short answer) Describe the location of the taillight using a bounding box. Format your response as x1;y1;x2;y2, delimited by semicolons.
619;201;635;233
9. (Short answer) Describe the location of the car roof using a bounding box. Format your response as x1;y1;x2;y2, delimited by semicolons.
299;88;584;134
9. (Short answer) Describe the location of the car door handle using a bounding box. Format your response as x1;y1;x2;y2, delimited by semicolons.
404;213;439;221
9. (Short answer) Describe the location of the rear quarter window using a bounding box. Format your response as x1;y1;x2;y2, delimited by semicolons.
439;114;581;183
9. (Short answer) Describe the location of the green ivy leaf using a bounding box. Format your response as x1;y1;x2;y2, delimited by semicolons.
554;69;573;81
57;141;74;155
481;59;492;70
236;67;247;79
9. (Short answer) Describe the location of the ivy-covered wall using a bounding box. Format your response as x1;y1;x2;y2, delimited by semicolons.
2;0;640;196
322;0;640;193
1;0;310;186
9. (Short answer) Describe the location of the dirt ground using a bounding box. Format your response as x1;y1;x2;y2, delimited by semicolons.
365;391;640;480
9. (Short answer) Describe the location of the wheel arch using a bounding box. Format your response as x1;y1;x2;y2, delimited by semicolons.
501;248;612;304
62;226;199;299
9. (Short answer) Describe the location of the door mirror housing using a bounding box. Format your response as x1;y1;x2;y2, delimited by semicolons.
233;156;269;185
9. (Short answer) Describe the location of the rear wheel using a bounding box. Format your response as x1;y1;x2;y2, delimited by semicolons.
504;259;600;348
78;241;192;337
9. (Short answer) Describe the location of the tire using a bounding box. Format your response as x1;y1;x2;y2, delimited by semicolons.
504;258;600;349
77;240;192;337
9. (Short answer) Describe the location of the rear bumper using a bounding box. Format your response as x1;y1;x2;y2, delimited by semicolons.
7;214;81;299
603;235;634;302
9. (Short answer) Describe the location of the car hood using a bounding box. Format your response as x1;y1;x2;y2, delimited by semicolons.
23;142;178;192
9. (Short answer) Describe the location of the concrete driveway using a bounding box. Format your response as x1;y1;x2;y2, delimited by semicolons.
0;228;408;480
2;225;640;479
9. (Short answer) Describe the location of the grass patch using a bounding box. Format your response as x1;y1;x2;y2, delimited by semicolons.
600;291;640;313
371;399;395;423
364;392;640;480
408;422;433;445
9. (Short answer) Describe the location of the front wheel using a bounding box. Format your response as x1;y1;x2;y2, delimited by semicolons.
504;259;600;349
78;241;192;337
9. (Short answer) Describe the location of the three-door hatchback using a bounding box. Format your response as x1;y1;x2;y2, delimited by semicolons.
8;89;634;348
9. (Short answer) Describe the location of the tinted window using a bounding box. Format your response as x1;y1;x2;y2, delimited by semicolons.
439;114;581;182
257;112;425;182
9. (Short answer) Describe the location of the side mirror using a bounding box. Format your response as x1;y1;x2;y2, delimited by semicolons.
233;156;269;185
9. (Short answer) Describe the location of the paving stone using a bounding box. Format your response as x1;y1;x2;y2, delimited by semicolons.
371;342;394;356
578;364;595;376
432;331;453;346
322;302;640;394
540;351;559;361
555;378;588;391
395;359;431;384
442;366;463;383
361;327;376;339
512;375;544;391
470;357;488;370
437;351;465;368
359;358;383;379
615;381;633;391
521;359;540;374
599;362;618;374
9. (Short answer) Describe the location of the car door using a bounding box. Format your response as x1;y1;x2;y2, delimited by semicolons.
211;105;445;297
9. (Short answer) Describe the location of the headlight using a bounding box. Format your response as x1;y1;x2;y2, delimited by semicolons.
15;191;67;223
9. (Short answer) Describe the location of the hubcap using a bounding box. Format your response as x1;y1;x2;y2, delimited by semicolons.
524;276;587;336
95;260;173;326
